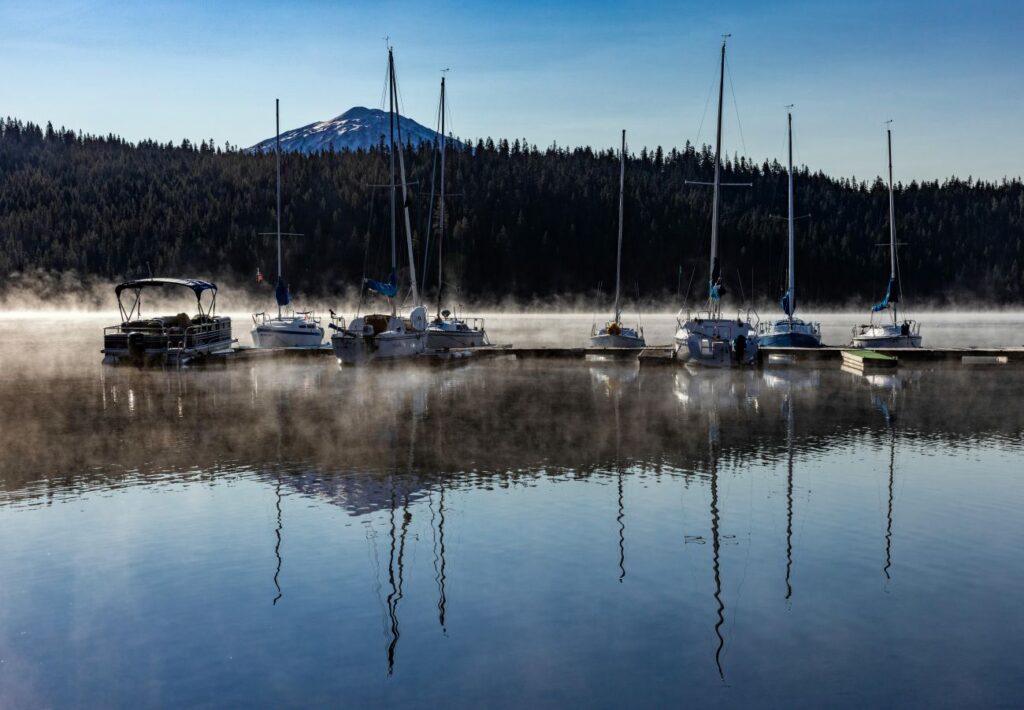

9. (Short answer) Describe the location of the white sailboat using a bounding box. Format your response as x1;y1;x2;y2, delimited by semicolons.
851;123;922;348
251;99;325;349
331;47;428;364
591;129;645;348
758;107;821;348
425;74;489;350
674;36;759;368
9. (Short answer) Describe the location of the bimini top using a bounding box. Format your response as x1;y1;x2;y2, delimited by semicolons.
114;278;218;299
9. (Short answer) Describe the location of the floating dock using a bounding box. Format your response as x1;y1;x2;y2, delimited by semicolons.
192;343;1024;369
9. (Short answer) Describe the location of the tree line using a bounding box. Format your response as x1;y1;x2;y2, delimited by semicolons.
2;116;1022;307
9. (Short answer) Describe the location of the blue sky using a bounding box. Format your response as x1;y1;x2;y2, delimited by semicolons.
1;0;1021;181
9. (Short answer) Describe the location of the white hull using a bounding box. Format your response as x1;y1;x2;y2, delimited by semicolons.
332;331;426;364
673;318;758;368
426;329;487;349
851;334;922;348
851;321;922;349
589;333;645;349
251;321;324;349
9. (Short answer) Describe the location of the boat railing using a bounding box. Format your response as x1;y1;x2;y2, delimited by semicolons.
252;310;322;326
106;318;232;353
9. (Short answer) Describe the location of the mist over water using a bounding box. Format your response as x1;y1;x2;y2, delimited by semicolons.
1;314;1023;707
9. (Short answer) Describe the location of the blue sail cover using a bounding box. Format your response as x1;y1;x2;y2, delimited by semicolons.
780;290;794;316
366;269;398;298
871;277;899;312
709;280;721;301
275;276;290;307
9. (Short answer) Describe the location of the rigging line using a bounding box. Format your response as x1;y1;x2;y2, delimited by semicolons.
725;56;748;160
694;67;717;150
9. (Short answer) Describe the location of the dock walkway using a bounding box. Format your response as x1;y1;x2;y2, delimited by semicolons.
211;343;1024;368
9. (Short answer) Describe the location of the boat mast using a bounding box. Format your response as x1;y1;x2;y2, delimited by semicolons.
390;49;420;307
709;36;728;317
886;121;897;323
436;75;447;319
388;49;398;316
614;129;625;325
275;98;283;319
787;106;795;328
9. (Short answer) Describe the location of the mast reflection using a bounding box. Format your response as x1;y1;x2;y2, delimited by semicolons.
273;473;283;606
385;483;411;675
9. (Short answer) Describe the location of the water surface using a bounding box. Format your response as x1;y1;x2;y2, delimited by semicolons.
0;316;1022;707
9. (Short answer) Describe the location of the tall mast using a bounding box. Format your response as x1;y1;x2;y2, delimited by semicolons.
390;49;420;306
388;49;397;316
436;75;447;319
886;122;897;322
275;98;283;319
709;36;728;315
614;129;626;324
786;107;795;326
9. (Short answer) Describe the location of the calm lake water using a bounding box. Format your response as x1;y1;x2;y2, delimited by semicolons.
1;314;1023;708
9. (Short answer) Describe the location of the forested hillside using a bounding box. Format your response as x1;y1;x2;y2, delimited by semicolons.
2;117;1022;306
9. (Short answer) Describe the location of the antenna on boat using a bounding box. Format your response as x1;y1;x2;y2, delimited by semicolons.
436;71;448;319
709;36;728;318
885;119;898;324
389;47;420;307
275;99;283;319
614;129;626;325
786;105;795;329
388;48;398;316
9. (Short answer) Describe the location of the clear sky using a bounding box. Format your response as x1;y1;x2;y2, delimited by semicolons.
1;0;1021;182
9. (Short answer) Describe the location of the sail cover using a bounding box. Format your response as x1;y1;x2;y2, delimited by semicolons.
871;277;899;312
275;276;290;307
780;290;794;316
366;269;398;298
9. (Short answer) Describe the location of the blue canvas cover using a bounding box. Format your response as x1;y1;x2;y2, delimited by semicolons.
366;269;398;298
872;278;899;312
780;290;793;316
275;276;290;307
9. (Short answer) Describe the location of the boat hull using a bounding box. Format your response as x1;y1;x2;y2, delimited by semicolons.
851;321;922;349
103;317;233;366
674;318;758;368
332;331;426;364
251;323;324;349
589;333;646;349
851;334;922;348
758;331;821;348
425;329;488;350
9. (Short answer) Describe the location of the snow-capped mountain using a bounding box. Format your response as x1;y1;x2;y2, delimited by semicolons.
248;106;449;154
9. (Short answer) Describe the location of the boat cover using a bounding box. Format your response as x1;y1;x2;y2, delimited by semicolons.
780;289;793;316
275;276;290;307
115;278;218;299
366;269;398;298
871;277;899;312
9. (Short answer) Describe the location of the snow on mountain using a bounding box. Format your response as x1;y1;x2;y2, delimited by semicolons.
248;106;452;154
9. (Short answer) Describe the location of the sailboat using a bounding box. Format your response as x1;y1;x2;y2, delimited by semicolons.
758;107;821;347
424;74;489;349
591;130;645;348
331;47;428;364
851;123;922;348
674;37;759;368
251;99;325;348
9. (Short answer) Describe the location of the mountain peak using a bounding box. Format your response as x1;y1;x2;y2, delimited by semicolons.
248;106;450;154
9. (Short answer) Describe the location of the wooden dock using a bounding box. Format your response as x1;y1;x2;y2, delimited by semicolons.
209;343;1024;369
758;346;1024;367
